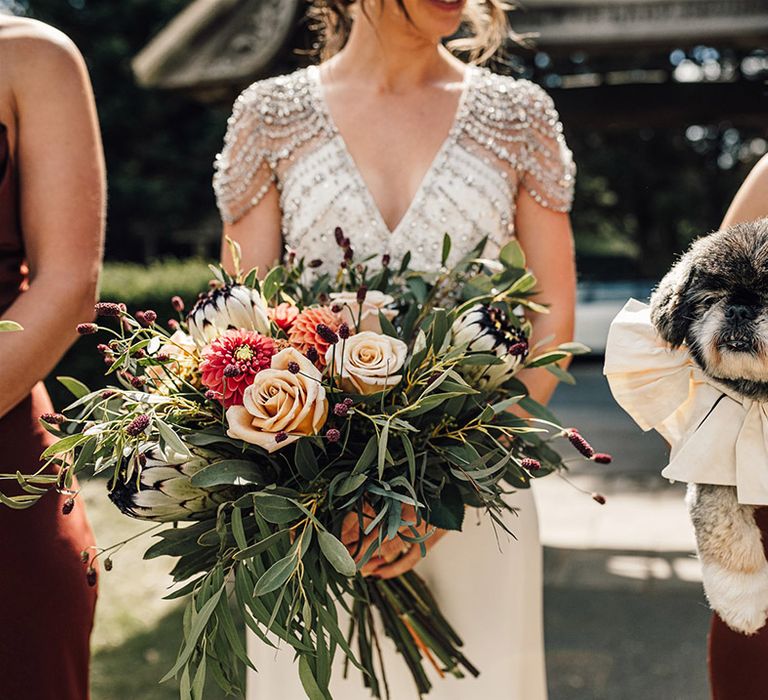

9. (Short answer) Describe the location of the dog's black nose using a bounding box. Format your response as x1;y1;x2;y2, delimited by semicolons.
725;304;757;323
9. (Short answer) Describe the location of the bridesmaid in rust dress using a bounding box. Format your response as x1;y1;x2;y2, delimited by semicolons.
0;16;104;699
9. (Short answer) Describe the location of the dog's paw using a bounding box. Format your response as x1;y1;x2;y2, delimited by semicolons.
702;562;768;634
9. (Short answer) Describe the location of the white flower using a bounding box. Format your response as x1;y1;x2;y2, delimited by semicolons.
330;290;398;333
108;444;226;522
187;284;269;347
226;348;329;453
326;330;408;395
147;330;199;389
451;304;529;389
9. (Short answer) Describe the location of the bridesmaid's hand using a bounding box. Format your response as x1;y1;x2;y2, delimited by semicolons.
341;503;447;580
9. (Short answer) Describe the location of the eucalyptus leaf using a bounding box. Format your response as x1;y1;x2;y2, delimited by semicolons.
190;459;265;487
57;376;91;400
0;320;22;332
317;530;357;577
254;554;297;596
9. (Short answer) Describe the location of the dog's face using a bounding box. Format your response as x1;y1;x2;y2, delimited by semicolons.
650;218;768;400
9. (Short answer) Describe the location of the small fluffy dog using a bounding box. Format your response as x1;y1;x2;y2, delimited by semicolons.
650;217;768;634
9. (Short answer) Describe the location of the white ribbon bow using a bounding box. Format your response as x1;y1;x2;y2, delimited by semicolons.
604;299;768;506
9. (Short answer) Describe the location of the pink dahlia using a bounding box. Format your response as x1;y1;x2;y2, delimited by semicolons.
200;330;276;408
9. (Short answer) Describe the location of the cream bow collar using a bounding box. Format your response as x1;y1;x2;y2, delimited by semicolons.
604;299;768;506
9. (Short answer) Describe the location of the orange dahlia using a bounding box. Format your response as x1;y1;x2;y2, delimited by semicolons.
288;306;344;367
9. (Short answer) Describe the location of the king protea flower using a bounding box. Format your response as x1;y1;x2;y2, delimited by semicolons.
451;304;529;388
187;284;270;347
108;444;229;522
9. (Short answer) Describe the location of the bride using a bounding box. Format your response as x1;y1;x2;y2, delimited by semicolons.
214;0;576;697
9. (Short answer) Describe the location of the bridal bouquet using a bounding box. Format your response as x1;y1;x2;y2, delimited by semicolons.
2;234;606;699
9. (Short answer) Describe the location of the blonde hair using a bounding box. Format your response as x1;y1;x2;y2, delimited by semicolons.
309;0;518;64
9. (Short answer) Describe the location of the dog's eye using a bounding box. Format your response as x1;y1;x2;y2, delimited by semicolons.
697;294;722;307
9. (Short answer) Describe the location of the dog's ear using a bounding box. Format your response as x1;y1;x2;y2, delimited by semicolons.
650;251;696;348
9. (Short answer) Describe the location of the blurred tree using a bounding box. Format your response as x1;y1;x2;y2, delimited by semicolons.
24;0;226;261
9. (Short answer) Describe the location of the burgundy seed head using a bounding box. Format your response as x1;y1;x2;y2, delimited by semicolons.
131;348;146;359
104;557;113;572
592;492;607;505
343;247;354;261
275;431;288;444
104;356;116;367
77;323;98;335
62;498;75;515
309;259;323;268
342;237;351;248
343;397;354;407
318;293;329;305
592;453;613;464
326;428;341;443
223;364;241;378
521;457;541;471
338;322;350;340
305;346;319;363
135;311;146;325
155;352;170;362
287;250;297;264
509;341;529;357
334;227;345;246
331;304;343;313
118;303;128;313
204;389;221;401
101;389;117;399
356;286;368;304
130;376;146;390
171;296;185;312
566;429;595;458
382;254;391;267
96;343;111;356
95;302;123;317
138;452;147;467
141;310;157;326
168;319;180;331
41;412;65;425
333;402;349;417
287;361;301;374
316;323;339;345
126;414;150;437
86;567;97;587
340;260;348;269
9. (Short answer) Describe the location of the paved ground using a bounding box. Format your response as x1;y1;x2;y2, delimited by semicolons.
542;361;711;700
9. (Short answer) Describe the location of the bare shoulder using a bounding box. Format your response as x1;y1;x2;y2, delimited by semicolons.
0;17;85;87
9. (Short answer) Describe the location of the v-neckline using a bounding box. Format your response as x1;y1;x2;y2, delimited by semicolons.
308;64;475;237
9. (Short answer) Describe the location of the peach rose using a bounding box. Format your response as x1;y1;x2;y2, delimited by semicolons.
330;291;397;333
225;347;328;453
326;331;408;395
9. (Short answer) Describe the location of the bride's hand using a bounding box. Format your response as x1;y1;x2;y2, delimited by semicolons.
341;503;446;580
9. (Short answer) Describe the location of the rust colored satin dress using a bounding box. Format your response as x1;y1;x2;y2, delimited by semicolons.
708;507;768;699
0;124;97;698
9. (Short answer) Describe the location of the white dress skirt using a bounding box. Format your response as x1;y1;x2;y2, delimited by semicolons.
245;488;547;700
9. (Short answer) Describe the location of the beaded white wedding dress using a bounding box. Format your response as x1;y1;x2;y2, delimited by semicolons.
214;63;574;700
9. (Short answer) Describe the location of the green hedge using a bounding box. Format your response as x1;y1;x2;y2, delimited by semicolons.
47;258;212;409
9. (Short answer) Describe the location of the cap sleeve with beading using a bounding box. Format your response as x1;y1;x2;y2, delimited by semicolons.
212;71;325;225
514;80;575;212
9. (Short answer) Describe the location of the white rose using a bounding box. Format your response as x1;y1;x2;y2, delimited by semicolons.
326;331;408;395
330;290;398;333
226;348;329;453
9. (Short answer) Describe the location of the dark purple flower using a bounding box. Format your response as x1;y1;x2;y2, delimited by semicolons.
592;453;613;464
171;296;185;312
325;428;341;443
77;323;98;335
287;361;301;374
333;402;349;417
40;412;65;425
275;431;288;444
315;323;339;345
338;323;350;340
126;414;150;437
592;492;607;505
95;302;123;317
521;457;541;471
62;498;75;515
566;429;595;458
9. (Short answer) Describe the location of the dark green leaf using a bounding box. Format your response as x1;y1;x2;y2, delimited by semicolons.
427;483;465;531
190;459;264;487
441;234;451;266
253;494;303;524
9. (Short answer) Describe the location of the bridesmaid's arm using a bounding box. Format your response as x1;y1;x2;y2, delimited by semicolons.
721;154;768;227
220;184;283;276
513;188;577;406
0;26;105;419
